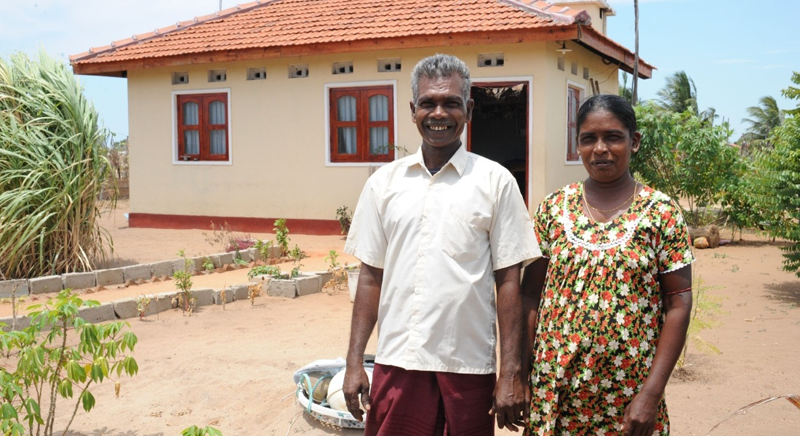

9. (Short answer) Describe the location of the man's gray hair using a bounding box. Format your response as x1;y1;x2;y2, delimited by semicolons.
411;54;472;103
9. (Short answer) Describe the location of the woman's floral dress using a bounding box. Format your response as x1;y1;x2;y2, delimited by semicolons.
525;182;694;436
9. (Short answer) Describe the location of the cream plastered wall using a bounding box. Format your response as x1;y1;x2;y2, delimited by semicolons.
127;41;619;222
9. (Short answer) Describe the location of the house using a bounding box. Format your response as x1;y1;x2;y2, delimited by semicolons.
70;0;653;235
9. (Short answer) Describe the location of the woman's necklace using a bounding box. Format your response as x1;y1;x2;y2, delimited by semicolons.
583;181;638;221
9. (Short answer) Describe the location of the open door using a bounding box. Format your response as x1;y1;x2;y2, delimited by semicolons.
468;82;529;201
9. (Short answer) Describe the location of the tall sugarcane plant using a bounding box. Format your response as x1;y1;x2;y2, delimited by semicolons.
0;50;114;279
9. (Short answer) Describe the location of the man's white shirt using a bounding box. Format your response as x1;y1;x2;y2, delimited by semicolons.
345;144;541;374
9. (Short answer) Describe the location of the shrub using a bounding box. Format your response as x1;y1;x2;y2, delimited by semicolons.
0;50;114;279
0;290;139;435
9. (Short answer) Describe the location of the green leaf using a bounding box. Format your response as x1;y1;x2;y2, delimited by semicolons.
58;379;73;398
0;403;18;420
80;391;95;412
66;359;86;383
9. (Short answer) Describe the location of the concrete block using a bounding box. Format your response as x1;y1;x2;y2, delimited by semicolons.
150;260;173;278
213;288;235;305
296;275;321;297
193;288;215;307
0;315;30;332
312;271;333;288
123;264;152;282
95;268;124;287
268;246;281;259
267;279;296;299
247;247;261;262
62;272;96;290
113;298;139;320
236;250;252;262
173;257;202;274
29;275;62;295
0;280;29;297
210;252;234;268
153;292;179;313
78;302;116;324
228;284;250;301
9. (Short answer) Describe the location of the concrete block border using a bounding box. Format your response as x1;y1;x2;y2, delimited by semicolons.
0;270;329;331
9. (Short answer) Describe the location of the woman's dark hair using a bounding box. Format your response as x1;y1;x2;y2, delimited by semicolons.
576;94;637;136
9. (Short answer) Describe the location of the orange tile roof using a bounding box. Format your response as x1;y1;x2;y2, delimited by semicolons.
70;0;652;76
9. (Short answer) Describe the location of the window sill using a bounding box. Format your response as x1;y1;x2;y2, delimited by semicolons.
172;160;233;166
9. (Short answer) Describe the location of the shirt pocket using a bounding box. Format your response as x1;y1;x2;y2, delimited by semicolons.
442;207;490;263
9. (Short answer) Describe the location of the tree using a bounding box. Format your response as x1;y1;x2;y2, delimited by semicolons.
657;71;699;115
751;72;800;275
742;96;785;149
632;102;738;225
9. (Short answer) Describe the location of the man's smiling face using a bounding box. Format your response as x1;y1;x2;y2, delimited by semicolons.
410;75;473;150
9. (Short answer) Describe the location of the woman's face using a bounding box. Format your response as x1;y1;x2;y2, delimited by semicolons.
578;109;641;184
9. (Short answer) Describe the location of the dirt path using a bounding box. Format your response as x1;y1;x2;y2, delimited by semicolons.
18;202;800;435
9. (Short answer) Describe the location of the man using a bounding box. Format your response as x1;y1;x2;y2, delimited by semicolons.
343;54;541;435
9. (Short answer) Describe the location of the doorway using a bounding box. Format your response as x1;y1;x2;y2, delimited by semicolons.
468;82;529;201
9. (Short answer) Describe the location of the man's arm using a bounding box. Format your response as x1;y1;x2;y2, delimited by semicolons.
521;258;548;379
343;263;383;421
622;265;692;436
491;262;527;432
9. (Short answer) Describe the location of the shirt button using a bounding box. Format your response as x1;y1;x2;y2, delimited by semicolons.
418;251;424;257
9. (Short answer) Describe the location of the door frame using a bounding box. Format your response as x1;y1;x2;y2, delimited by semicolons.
467;77;533;205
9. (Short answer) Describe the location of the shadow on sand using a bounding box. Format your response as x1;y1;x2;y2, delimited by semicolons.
764;280;800;306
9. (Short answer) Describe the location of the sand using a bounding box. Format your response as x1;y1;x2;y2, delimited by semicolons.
12;201;798;435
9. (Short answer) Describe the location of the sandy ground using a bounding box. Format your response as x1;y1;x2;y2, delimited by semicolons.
10;201;798;435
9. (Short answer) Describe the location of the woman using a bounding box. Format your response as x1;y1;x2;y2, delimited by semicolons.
523;94;693;436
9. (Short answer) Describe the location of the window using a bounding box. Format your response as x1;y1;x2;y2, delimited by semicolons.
329;86;394;163
566;86;580;162
176;93;229;161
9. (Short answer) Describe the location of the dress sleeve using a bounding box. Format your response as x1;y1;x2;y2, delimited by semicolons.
657;198;695;274
532;195;553;259
343;177;388;269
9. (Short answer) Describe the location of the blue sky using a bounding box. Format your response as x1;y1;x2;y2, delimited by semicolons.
1;0;797;141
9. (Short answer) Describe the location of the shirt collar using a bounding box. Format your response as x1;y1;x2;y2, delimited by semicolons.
412;143;468;177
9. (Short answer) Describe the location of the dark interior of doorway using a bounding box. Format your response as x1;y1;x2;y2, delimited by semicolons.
469;83;528;200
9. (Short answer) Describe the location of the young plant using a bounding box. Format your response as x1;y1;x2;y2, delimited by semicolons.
273;219;290;257
676;275;724;369
247;283;262;305
0;289;139;436
182;425;223;436
336;206;353;235
202;257;215;273
247;265;282;280
173;250;195;314
324;250;347;291
135;294;151;320
324;250;340;270
254;239;273;262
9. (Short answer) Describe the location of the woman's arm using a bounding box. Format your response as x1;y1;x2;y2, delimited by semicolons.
622;265;692;436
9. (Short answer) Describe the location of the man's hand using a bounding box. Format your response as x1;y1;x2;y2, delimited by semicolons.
621;390;659;436
343;364;372;422
489;370;528;431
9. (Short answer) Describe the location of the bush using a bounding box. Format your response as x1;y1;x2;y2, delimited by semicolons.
0;290;139;435
0;50;114;279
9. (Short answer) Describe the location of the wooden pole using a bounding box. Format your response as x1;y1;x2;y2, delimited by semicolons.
632;0;640;105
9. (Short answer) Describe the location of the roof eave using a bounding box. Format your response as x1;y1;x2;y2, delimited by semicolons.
71;26;578;76
576;25;654;79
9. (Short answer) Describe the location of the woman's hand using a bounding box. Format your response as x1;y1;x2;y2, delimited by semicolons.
621;390;659;436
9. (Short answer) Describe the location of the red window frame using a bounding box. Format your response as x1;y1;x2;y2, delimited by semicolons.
329;86;394;163
176;93;229;162
566;86;580;162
